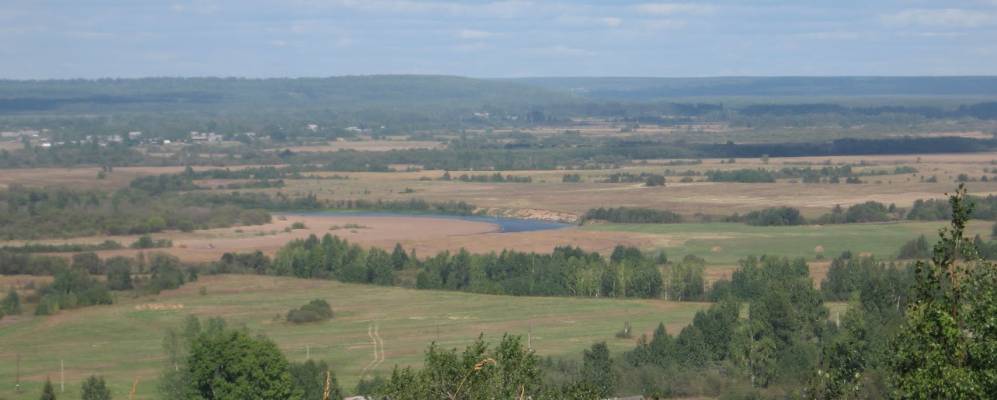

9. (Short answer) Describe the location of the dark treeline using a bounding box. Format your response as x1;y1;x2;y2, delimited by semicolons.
740;206;806;226
218;235;665;299
326;198;476;215
706;164;918;184
0;239;124;253
698;136;997;158
727;202;901;226
6;134;997;171
0;164;482;240
583;207;683;224
0;185;273;239
442;172;533;183
602;172;666;186
705;168;777;183
907;194;997;221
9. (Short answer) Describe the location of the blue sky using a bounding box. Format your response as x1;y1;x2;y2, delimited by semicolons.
3;0;996;78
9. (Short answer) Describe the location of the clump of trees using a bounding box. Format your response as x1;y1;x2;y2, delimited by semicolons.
221;237;665;299
0;185;273;240
287;299;334;324
583;207;682;224
447;172;533;183
815;201;901;224
602;172;666;187
907;194;997;221
81;375;112;400
34;268;112;315
740;206;806;226
363;334;545;399
706;168;776;183
897;235;932;259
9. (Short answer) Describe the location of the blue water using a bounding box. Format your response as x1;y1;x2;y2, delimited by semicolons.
282;211;572;233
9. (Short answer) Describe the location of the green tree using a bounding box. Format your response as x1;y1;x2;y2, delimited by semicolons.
81;375;112;400
186;330;299;400
376;334;541;399
2;289;21;315
391;243;409;270
289;360;342;400
892;184;997;398
40;378;56;400
581;342;615;398
106;261;133;290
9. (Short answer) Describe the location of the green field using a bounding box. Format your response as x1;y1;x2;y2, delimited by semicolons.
0;275;708;400
583;220;992;265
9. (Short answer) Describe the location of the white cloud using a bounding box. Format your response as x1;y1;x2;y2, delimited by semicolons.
457;29;494;39
883;8;996;28
633;3;714;16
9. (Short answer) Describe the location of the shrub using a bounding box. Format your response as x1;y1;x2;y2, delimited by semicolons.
742;207;806;226
287;299;334;324
584;207;682;224
898;235;931;259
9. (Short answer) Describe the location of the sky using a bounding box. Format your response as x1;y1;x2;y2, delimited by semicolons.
2;0;997;79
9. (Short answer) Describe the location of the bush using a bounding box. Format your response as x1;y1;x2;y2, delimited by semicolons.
287;299;334;324
2;289;22;315
706;169;776;183
584;207;682;224
147;253;186;293
742;207;806;226
898;235;931;259
130;235;172;249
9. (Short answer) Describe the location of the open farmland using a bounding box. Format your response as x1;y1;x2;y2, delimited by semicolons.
583;220;992;265
0;274;708;399
5;152;997;266
272;152;997;219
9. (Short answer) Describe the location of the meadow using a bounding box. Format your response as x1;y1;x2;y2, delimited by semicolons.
583;220;992;265
0;274;709;400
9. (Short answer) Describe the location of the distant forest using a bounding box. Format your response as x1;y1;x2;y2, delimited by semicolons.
0;76;996;141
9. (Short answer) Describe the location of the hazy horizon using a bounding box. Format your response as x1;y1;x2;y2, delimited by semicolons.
4;1;996;79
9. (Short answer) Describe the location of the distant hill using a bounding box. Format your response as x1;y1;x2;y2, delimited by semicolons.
511;76;997;100
0;75;572;114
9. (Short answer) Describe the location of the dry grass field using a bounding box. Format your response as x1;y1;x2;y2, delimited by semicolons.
5;152;996;267
272;152;997;218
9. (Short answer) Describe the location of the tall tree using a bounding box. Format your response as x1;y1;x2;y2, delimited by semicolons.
81;375;112;400
892;184;997;398
581;342;615;398
185;329;299;400
40;378;56;400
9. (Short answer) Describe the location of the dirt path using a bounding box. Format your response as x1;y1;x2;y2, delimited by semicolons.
360;323;384;379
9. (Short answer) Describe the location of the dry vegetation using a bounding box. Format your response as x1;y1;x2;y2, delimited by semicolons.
4;152;997;267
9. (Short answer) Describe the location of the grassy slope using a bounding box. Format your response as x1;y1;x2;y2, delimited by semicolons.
583;220;992;265
0;275;707;399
